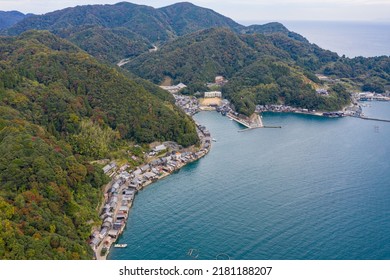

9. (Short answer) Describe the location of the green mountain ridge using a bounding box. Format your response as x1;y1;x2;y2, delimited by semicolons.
125;27;352;115
0;11;31;30
4;2;244;63
0;30;198;259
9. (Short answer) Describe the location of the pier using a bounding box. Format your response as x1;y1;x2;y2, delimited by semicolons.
360;116;390;123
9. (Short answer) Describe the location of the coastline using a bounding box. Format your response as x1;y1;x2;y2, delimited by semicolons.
90;121;212;260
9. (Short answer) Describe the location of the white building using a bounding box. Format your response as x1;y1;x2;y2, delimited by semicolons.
204;91;222;98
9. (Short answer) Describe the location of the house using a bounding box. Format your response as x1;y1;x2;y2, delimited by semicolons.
113;222;123;230
140;164;150;173
316;89;329;95
133;168;142;176
151;167;160;175
102;221;112;229
116;213;127;221
119;171;132;181
171;153;182;161
102;162;117;174
215;76;224;83
99;227;109;239
90;237;101;249
144;172;157;181
150;159;162;167
153;144;167;153
203;130;211;137
108;229;119;238
104;217;114;225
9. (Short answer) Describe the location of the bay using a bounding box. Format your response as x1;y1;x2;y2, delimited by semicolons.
109;102;390;260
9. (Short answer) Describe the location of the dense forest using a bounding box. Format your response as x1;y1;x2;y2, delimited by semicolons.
0;30;198;259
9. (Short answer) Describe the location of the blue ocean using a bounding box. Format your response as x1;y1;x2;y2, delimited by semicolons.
109;102;390;260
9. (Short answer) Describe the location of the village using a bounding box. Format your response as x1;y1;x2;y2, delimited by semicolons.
89;122;212;259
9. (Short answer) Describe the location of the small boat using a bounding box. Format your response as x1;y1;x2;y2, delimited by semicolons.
114;244;127;248
212;138;217;142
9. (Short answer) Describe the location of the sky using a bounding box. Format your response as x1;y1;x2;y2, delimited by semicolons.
1;0;390;22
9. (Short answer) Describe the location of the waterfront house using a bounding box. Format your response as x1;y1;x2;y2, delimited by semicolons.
113;222;122;230
203;130;211;137
123;189;136;196
119;206;129;213
143;171;157;181
116;213;127;221
108;229;119;238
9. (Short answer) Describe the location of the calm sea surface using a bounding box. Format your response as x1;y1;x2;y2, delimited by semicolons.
109;102;390;260
239;20;390;58
282;21;390;58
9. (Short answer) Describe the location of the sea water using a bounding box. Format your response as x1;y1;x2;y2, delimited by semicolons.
109;102;390;260
282;21;390;58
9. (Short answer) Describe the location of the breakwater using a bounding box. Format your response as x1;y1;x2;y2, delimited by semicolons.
360;116;390;123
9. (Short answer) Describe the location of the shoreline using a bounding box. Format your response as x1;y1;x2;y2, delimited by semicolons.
90;122;212;260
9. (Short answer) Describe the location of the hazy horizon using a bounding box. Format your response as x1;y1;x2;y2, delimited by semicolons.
1;1;389;23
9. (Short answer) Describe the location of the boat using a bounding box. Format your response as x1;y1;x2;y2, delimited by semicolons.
114;244;127;248
212;138;217;142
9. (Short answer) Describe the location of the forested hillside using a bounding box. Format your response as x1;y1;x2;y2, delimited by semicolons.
0;11;30;30
125;27;351;115
0;30;198;259
4;2;243;63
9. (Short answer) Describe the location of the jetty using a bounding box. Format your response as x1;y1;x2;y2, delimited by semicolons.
360;116;390;123
227;112;263;130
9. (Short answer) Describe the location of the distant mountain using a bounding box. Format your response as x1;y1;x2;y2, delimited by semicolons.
241;22;308;43
159;2;241;35
0;11;31;30
125;26;338;85
4;2;245;63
